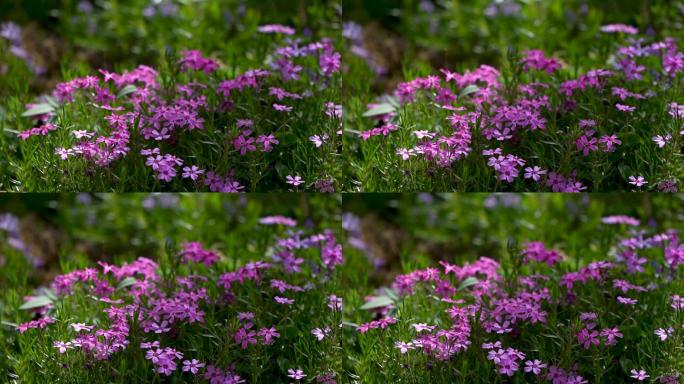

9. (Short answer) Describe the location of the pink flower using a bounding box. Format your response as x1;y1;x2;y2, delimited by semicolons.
615;103;636;112
600;327;623;345
628;176;647;187
273;103;293;112
630;369;649;381
257;24;295;35
311;327;330;341
286;175;304;187
274;296;295;305
394;341;415;354
287;368;306;380
53;341;71;353
617;296;638;305
258;326;280;345
600;24;638;34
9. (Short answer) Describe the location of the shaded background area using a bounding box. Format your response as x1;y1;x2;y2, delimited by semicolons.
343;193;684;287
343;0;684;94
0;193;341;290
0;0;339;96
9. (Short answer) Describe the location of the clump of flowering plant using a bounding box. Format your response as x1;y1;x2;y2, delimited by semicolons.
14;21;341;192
8;210;343;383
344;196;684;383
345;22;684;191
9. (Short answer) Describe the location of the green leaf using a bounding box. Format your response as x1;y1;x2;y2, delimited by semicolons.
21;103;54;117
458;277;479;291
362;103;395;117
383;287;398;302
117;85;138;98
359;295;394;310
19;296;52;310
116;277;137;290
275;163;289;178
459;85;480;97
618;164;632;179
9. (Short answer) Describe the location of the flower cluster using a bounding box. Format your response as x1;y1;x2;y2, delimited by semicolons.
18;23;341;191
354;214;683;382
355;25;684;191
16;215;343;382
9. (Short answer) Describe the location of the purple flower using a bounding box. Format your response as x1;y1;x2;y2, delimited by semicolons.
182;359;205;374
615;103;636;112
258;24;296;35
258;326;280;345
523;166;546;181
181;165;204;180
286;175;304;187
274;296;295;305
394;341;415;354
523;359;547;375
600;327;623;345
628;176;647;187
600;24;638;34
617;296;638;305
287;368;306;380
273;103;293;112
630;369;649;381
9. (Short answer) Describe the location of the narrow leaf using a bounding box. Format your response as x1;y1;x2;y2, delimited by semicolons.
117;85;137;98
458;277;479;291
21;103;54;117
19;296;52;310
362;103;395;117
459;84;480;97
359;295;394;310
116;277;137;290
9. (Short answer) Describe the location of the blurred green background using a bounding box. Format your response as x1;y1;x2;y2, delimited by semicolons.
0;193;341;290
343;193;684;285
343;0;684;92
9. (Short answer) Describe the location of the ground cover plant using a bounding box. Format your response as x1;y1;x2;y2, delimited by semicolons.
0;0;341;192
341;194;684;383
343;1;684;192
0;193;345;383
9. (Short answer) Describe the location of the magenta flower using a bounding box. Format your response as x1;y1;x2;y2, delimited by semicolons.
257;133;279;152
258;326;280;345
182;359;205;374
577;328;600;349
600;327;623;345
599;134;621;152
234;327;257;349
